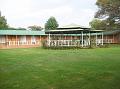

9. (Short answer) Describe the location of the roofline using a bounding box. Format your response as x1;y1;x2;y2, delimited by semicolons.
45;29;104;33
45;29;83;32
0;30;46;35
103;30;120;35
57;27;90;29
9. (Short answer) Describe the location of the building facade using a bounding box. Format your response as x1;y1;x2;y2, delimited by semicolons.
0;30;46;49
0;29;120;49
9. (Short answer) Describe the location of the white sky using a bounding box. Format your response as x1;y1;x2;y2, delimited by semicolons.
0;0;97;28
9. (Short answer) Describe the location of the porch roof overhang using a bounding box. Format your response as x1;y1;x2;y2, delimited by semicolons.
0;30;46;36
103;30;120;35
45;29;104;34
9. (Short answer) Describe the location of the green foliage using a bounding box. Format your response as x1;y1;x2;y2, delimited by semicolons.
17;27;26;30
28;25;43;30
0;16;8;29
89;19;107;30
5;27;26;30
45;16;59;30
0;47;120;89
95;0;120;29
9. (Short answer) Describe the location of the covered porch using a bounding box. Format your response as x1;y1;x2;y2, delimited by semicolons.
45;29;104;47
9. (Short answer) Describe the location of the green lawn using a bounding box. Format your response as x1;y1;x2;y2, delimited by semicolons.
0;46;120;89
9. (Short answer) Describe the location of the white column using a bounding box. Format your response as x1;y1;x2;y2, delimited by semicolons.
79;36;81;46
48;33;50;47
8;41;10;46
85;33;86;46
102;32;103;45
18;41;19;46
96;33;98;46
57;35;58;46
89;32;91;45
47;34;49;46
39;36;41;45
113;34;114;43
76;34;77;46
105;35;107;43
70;35;72;46
81;31;83;47
61;35;62;46
63;35;64;46
6;35;8;47
16;35;17;46
55;40;56;46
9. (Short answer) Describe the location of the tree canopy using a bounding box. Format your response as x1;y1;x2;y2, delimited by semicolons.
0;16;8;29
95;0;120;30
89;19;106;30
28;25;43;31
45;16;59;30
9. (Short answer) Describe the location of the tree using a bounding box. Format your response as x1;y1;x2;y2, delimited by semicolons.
89;19;107;30
45;16;59;30
0;16;8;29
28;25;43;31
95;0;120;30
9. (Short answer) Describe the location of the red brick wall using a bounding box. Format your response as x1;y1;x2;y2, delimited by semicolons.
0;35;46;49
103;33;120;43
114;33;120;43
1;33;120;49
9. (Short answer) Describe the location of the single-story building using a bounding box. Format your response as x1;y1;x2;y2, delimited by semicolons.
0;30;46;49
0;27;120;49
102;30;120;44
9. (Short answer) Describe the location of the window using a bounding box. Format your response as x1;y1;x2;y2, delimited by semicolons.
20;36;26;44
31;36;36;44
0;36;5;43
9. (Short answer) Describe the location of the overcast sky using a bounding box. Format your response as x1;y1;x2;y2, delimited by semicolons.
0;0;97;28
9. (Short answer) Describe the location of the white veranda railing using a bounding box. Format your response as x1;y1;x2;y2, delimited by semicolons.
8;41;40;46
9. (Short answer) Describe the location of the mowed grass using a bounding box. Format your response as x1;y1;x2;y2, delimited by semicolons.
0;46;120;89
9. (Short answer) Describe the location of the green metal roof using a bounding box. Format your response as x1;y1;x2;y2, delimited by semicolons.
0;29;119;36
103;30;120;35
0;30;46;35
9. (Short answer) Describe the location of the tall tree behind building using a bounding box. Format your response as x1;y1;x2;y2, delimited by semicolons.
28;25;43;31
89;19;107;30
0;11;8;29
45;16;59;30
95;0;120;30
